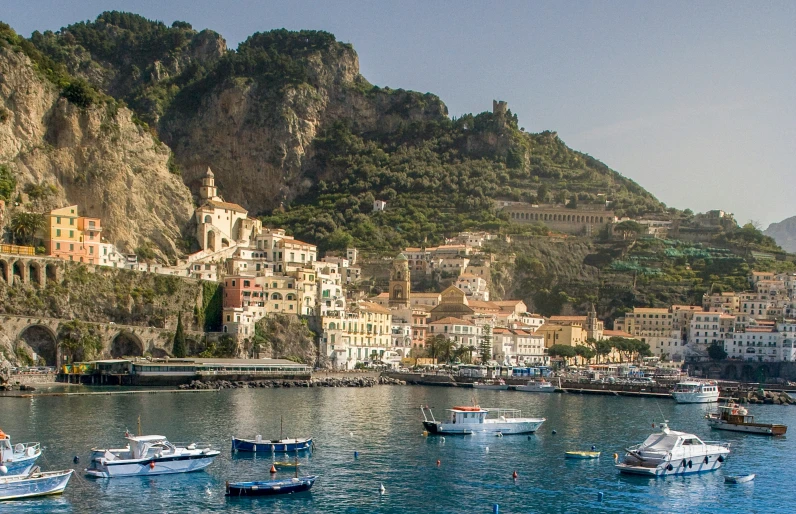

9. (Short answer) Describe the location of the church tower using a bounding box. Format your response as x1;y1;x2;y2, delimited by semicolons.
586;303;603;340
199;167;219;201
389;253;411;308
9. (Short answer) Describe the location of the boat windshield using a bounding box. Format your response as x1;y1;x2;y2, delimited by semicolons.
483;408;521;419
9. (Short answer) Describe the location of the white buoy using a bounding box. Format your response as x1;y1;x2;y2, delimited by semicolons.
350;432;354;437
485;446;489;453
441;437;446;443
379;483;385;495
0;465;7;474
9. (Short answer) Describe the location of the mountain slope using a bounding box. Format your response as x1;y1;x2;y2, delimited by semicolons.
0;23;194;260
765;216;796;253
25;12;668;252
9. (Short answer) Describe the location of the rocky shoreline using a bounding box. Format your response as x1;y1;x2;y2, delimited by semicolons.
728;388;796;405
178;375;407;390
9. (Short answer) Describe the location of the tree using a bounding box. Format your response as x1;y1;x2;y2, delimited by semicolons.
172;312;186;358
707;342;728;361
0;164;16;201
614;220;645;240
575;345;595;365
10;212;45;246
479;325;493;364
426;334;453;363
536;184;549;203
547;344;576;365
595;340;613;363
58;320;103;363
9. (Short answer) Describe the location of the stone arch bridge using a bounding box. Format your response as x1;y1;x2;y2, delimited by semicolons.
0;253;64;287
0;315;206;366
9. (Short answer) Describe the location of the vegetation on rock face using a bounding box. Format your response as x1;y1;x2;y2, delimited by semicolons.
9;212;45;246
0;165;16;201
172;312;186;358
58;320;102;362
250;314;317;364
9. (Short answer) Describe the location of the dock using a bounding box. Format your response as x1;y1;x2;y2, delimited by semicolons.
3;388;219;398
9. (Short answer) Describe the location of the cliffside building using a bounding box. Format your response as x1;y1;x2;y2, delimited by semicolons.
45;205;102;264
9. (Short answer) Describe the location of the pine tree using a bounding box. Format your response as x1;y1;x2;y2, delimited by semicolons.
172;312;187;358
479;324;492;364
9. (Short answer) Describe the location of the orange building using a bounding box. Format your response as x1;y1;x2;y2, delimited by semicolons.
45;205;103;264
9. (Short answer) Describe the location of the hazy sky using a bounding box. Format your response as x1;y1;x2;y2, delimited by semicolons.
6;1;795;226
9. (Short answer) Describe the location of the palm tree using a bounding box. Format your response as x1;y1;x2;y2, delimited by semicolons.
10;211;45;246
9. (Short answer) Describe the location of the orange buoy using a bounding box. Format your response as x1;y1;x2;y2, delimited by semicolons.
270;464;277;473
149;461;155;470
512;470;518;480
436;460;441;466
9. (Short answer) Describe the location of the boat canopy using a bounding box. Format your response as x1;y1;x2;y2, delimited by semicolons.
640;431;702;452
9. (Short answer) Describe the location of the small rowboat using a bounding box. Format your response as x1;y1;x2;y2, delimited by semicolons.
565;451;600;459
226;475;316;497
273;461;301;468
725;474;755;484
0;469;74;500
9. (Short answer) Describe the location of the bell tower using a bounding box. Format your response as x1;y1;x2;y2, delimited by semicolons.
389;253;411;308
200;167;219;201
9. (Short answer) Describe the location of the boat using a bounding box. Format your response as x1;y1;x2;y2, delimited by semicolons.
472;379;509;390
565;451;600;459
85;432;220;478
515;380;556;393
232;416;312;453
421;405;545;435
273;461;301;468
615;421;730;476
725;474;755;484
706;399;787;435
0;429;41;476
225;475;316;497
0;468;74;500
672;380;720;403
232;437;312;453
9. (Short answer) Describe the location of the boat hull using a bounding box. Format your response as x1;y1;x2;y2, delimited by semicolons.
85;452;220;478
725;474;755;484
672;391;719;403
1;454;40;476
515;386;556;393
708;420;787;436
226;476;316;497
232;437;312;453
0;470;73;500
617;452;728;476
423;419;544;435
472;385;509;390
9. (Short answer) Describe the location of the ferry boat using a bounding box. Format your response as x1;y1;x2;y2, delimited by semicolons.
421;405;545;435
0;429;41;476
706;399;788;435
85;433;220;478
616;422;730;476
472;379;509;390
515;380;556;393
0;468;74;500
672;380;719;403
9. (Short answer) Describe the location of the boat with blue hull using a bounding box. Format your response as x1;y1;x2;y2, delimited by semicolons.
0;469;74;500
226;475;317;497
0;430;41;476
85;434;219;478
232;436;312;453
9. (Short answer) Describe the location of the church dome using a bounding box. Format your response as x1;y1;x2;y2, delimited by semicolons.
395;253;408;261
205;167;214;178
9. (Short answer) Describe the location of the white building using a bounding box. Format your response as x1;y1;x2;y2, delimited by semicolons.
454;273;489;301
373;200;387;211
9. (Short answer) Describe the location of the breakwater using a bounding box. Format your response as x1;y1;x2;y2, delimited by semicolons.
178;375;407;389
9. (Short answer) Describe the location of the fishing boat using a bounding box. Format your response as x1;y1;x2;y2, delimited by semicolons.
85;432;219;478
232;417;312;452
725;474;755;484
0;468;74;500
472;379;508;390
421;405;545;435
273;460;301;468
706;399;787;435
0;429;41;476
616;421;730;476
672;380;719;403
565;451;600;459
225;475;317;497
515;380;556;393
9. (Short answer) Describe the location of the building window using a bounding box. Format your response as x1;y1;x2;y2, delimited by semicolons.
56;243;60;250
56;229;61;237
69;244;74;251
70;218;74;225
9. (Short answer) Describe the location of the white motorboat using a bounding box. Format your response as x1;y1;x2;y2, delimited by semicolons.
472;379;508;390
616;422;730;476
672;380;719;403
0;468;73;500
421;405;545;435
706;399;787;435
515;380;556;393
85;433;220;478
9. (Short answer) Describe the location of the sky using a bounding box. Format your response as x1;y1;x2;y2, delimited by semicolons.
5;1;795;227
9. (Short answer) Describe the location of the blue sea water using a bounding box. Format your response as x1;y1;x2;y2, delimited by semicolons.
1;385;793;513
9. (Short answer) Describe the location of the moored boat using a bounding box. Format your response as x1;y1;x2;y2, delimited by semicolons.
472;379;509;390
706;399;787;435
0;469;74;500
725;473;755;484
225;475;316;497
515;380;556;393
85;433;219;478
0;429;41;476
616;421;730;476
421;405;545;435
232;437;312;453
565;451;600;459
672;380;719;403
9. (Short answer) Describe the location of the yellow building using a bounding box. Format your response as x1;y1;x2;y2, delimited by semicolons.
45;205;102;264
536;323;587;349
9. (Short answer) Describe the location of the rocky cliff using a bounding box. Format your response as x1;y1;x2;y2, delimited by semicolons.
765;216;796;253
0;28;194;260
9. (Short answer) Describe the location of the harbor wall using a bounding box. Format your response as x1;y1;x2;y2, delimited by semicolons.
687;360;796;382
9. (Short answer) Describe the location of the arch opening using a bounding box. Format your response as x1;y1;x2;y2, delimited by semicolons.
46;264;58;283
18;325;58;366
110;331;144;359
12;261;24;284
